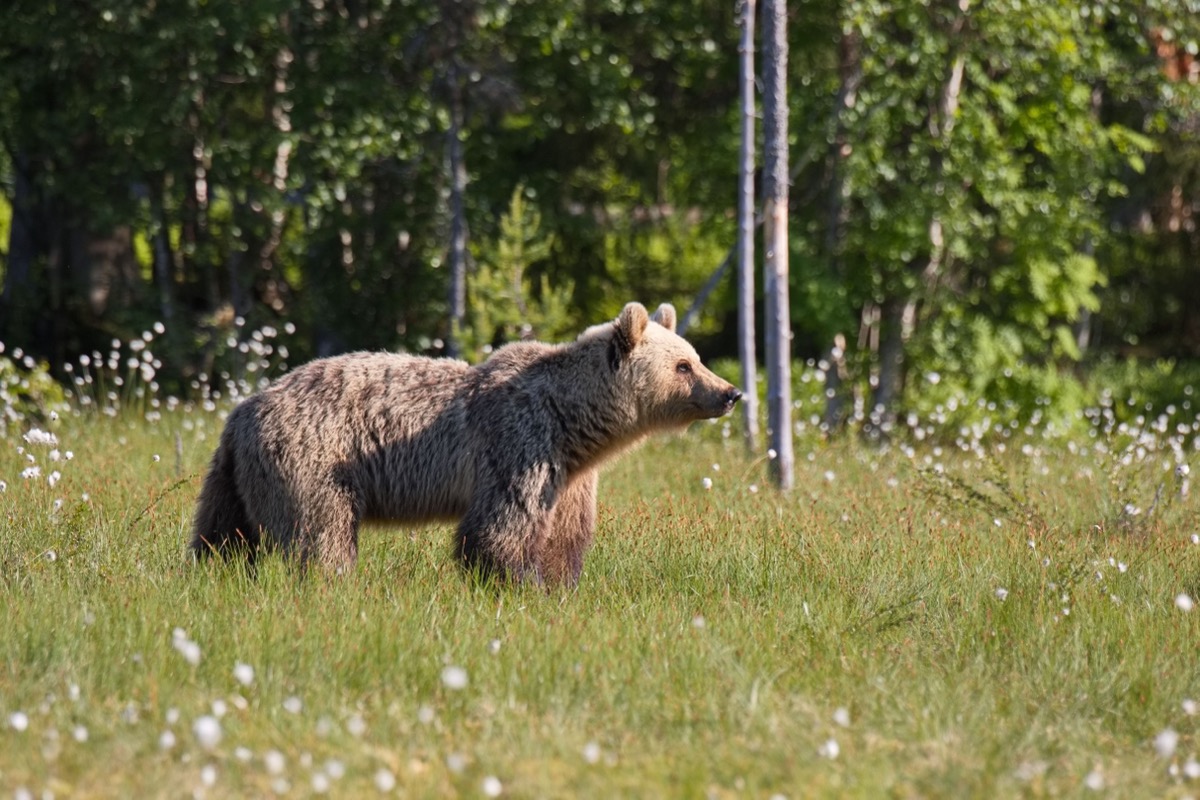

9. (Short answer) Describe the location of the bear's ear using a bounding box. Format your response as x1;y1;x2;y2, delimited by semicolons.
614;302;650;355
651;303;677;333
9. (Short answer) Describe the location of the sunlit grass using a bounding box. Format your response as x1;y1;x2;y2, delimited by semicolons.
1;400;1199;798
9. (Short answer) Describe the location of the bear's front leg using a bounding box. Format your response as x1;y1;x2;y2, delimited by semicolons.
536;469;598;587
455;470;555;584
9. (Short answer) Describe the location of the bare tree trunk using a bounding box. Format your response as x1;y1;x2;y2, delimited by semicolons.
445;63;468;359
737;0;760;453
150;177;174;326
762;0;793;490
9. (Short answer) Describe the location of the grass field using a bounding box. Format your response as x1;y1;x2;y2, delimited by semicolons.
2;387;1199;798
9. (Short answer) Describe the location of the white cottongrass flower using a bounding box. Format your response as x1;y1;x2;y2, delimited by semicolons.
818;738;840;759
374;768;397;792
282;696;303;714
1192;533;1200;545
833;707;851;728
9;711;29;732
441;665;468;690
235;746;253;762
192;715;222;750
487;639;502;655
1176;593;1195;613
312;772;331;793
200;764;218;786
1183;698;1198;716
417;705;435;725
995;587;1009;601
0;481;6;493
23;428;58;446
346;714;367;737
823;470;835;483
1184;759;1200;779
768;448;777;460
233;662;255;687
481;776;503;797
701;477;713;490
20;466;41;480
325;759;346;780
446;752;467;773
211;699;227;718
165;707;181;725
692;614;706;630
172;635;201;666
1084;769;1104;791
748;484;759;494
582;742;602;764
46;470;61;487
152;454;161;463
72;725;88;743
159;730;177;751
264;750;286;775
1154;727;1179;758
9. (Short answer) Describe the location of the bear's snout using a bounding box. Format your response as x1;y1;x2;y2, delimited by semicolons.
722;387;743;413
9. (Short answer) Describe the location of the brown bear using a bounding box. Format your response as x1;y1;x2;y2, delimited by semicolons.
190;302;741;585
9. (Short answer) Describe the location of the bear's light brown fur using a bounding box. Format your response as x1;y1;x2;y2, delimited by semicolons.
191;302;741;585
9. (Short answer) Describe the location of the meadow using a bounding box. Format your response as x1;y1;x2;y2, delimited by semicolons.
2;339;1199;798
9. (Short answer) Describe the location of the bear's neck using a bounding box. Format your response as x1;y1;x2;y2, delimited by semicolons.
545;339;644;473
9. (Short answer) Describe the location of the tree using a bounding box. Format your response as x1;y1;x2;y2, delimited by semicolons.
737;0;760;453
762;0;793;489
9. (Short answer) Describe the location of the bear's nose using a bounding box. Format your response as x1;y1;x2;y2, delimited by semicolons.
725;388;743;405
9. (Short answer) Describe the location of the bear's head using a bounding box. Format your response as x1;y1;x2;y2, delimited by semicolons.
611;301;742;429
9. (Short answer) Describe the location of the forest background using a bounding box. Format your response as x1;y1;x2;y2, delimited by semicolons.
1;0;1198;433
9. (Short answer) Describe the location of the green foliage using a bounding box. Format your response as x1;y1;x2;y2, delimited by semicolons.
464;186;576;360
0;351;67;431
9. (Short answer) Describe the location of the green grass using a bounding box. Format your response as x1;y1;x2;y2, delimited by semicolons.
1;409;1199;798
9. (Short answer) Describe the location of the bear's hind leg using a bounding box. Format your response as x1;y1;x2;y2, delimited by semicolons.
259;484;360;574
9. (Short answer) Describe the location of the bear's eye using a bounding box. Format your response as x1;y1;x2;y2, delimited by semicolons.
676;361;693;375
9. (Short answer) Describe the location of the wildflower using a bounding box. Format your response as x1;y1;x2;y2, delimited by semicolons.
374;769;397;792
487;639;502;655
9;711;29;732
73;725;88;743
312;772;331;793
282;696;303;714
1154;728;1179;758
233;662;255;687
325;759;345;780
701;477;713;490
692;615;706;629
1183;698;1198;716
833;707;851;728
192;716;221;750
1084;769;1104;791
446;752;466;773
264;750;286;774
21;466;41;480
211;699;227;718
200;764;218;787
1185;760;1200;780
417;705;435;724
441;665;468;690
768;448;777;460
582;742;602;764
748;484;759;494
995;587;1009;601
234;746;253;762
818;739;840;759
1176;593;1195;612
481;776;503;797
47;471;61;488
23;428;58;447
712;463;721;472
823;470;835;482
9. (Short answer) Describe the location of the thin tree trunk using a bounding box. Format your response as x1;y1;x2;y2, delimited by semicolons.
737;0;760;453
762;0;793;490
151;177;174;326
445;63;468;359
